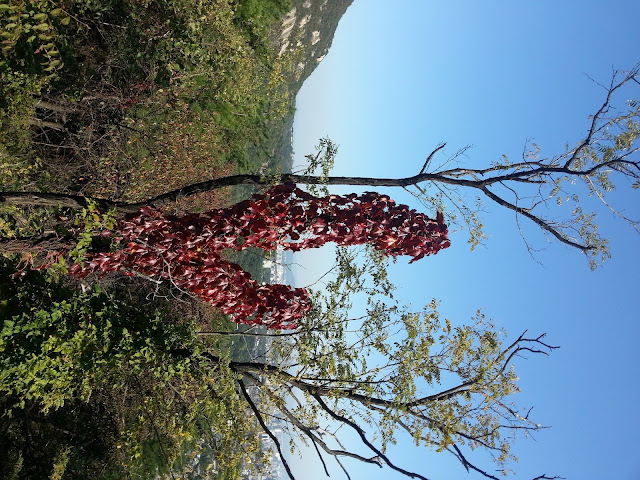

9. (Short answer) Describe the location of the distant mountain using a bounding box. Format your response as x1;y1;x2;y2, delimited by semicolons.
277;0;354;92
255;0;353;178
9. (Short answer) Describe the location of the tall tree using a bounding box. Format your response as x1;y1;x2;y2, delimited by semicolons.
2;66;638;267
0;242;560;480
190;246;560;480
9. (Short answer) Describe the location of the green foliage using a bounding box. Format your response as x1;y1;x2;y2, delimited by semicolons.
0;3;308;472
302;137;339;196
63;199;116;268
0;0;70;74
0;259;176;413
1;0;300;205
0;256;267;479
49;447;71;480
0;447;23;480
0;65;41;188
261;246;544;476
550;99;640;268
233;0;290;59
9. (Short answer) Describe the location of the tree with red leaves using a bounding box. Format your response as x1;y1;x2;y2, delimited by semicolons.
0;161;567;480
65;183;449;329
3;67;639;269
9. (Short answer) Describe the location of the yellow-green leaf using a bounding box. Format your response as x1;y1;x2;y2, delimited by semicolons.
33;23;51;32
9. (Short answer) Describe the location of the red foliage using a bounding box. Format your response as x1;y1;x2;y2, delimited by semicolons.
69;184;450;329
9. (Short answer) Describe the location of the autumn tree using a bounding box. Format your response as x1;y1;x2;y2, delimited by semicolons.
2;66;638;268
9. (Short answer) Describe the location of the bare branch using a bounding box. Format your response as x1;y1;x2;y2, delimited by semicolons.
237;379;297;480
419;142;446;174
564;66;639;169
448;444;500;480
310;393;431;480
479;186;591;251
252;376;381;472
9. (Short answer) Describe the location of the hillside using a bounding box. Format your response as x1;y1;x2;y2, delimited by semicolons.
253;0;353;183
0;1;355;479
277;0;354;91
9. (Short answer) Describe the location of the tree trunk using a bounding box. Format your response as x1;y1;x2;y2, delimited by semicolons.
0;173;446;214
0;233;72;254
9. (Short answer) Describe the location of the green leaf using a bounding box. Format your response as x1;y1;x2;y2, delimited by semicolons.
2;320;15;334
32;23;51;32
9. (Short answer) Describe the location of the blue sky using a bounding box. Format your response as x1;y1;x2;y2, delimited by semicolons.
285;2;639;480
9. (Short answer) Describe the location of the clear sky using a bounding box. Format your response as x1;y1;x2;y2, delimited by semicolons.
286;2;640;480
